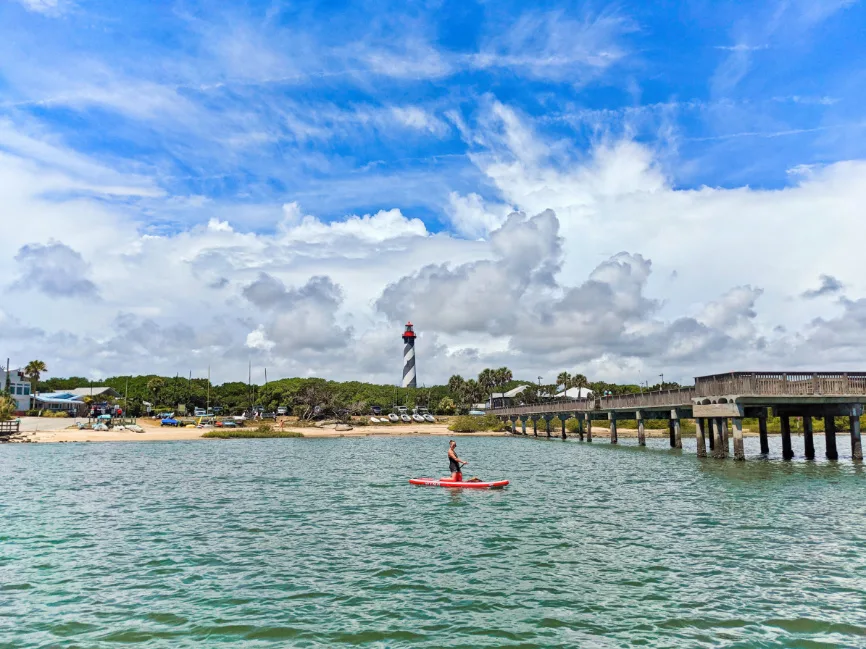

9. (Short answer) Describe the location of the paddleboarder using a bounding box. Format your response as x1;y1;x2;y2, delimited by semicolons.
448;440;467;481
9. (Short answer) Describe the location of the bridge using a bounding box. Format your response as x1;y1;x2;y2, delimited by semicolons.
489;371;865;461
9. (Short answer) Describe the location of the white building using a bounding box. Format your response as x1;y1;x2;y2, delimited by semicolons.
1;369;32;414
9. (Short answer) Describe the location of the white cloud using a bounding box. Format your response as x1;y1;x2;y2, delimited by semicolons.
14;0;69;16
3;103;866;385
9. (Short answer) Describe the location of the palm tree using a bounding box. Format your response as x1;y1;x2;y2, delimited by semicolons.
24;360;47;387
495;367;513;391
556;371;571;397
147;377;165;405
571;373;588;399
477;369;495;394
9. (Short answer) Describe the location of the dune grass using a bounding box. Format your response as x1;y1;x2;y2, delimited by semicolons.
202;429;303;439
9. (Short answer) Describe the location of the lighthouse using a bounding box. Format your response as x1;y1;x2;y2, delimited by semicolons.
402;322;417;388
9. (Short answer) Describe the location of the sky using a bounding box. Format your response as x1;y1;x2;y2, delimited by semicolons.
1;0;866;386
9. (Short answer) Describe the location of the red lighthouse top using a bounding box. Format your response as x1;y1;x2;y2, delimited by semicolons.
402;322;416;340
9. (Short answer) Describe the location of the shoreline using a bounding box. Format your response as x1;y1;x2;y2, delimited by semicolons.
8;422;821;444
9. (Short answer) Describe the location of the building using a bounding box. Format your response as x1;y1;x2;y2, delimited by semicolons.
1;369;32;415
31;386;121;417
488;385;594;409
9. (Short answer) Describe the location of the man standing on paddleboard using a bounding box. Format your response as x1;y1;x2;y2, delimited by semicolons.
448;440;467;481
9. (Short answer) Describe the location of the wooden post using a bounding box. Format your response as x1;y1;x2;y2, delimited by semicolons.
712;418;726;458
732;417;745;460
636;411;646;446
609;413;618;444
695;418;707;458
722;418;729;453
561;416;567;440
758;413;769;455
780;415;793;460
851;409;863;461
708;418;715;451
668;419;676;448
671;410;682;449
585;414;592;442
533;418;537;437
803;416;815;460
824;415;838;460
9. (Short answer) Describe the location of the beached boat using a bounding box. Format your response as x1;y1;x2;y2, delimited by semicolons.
424;414;436;423
416;407;435;423
388;413;399;423
370;417;380;423
412;414;425;423
401;414;412;423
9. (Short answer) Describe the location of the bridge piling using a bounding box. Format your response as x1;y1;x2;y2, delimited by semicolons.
576;414;584;441
520;416;527;436
608;413;618;444
733;417;745;460
722;418;730;454
850;409;863;460
804;416;815;460
544;415;552;438
561;417;566;440
824;416;837;459
636;411;646;446
758;413;769;455
695;418;707;458
712;418;726;458
532;418;537;437
708;419;715;451
781;415;794;460
585;414;592;442
671;410;682;449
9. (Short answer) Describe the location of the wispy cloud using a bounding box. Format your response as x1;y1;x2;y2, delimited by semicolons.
14;0;70;16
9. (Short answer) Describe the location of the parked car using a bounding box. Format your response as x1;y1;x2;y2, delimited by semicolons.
161;417;179;427
194;407;207;417
277;406;288;416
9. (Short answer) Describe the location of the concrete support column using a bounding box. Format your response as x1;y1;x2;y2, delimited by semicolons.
850;408;863;461
803;416;815;460
510;417;517;435
732;417;745;461
780;415;793;460
544;416;551;438
695;418;707;458
758;413;769;455
722;418;730;453
671;410;682;449
532;418;537;437
824;415;838;460
520;417;527;436
708;419;715;451
636;411;646;446
608;413;618;444
561;416;567;440
585;414;592;442
712;418;726;458
576;414;584;441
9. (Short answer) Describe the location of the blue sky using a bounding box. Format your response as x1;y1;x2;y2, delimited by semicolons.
4;0;864;230
2;0;866;384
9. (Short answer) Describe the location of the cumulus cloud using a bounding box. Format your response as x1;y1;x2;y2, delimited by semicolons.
12;241;99;299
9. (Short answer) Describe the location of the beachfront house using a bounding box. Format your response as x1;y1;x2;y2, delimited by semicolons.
2;369;32;415
488;384;594;409
31;386;121;416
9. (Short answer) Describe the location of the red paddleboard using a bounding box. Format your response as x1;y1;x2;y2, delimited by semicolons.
409;478;509;489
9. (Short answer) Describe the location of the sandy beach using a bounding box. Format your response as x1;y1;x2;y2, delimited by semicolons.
6;417;777;443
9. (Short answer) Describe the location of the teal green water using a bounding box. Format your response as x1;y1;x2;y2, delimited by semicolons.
1;435;865;648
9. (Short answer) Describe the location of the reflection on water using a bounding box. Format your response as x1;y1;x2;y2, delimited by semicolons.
0;435;864;648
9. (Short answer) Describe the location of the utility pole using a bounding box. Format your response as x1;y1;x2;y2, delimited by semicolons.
659;373;664;390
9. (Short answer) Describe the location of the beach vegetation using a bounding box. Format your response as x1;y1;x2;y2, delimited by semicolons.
448;414;508;433
202;428;303;439
0;394;16;420
437;397;456;414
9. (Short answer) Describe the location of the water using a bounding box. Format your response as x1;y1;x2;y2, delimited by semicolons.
1;435;865;648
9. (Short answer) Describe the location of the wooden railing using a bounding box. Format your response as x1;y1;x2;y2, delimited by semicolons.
694;372;866;396
489;371;866;416
0;420;20;437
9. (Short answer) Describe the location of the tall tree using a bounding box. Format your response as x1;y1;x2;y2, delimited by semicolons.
147;377;166;405
477;369;495;395
556;371;571;394
24;360;47;387
571;373;588;397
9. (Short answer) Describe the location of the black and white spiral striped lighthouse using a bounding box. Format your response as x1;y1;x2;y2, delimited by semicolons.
401;322;417;388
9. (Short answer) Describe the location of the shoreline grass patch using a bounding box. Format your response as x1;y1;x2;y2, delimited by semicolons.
202;429;303;439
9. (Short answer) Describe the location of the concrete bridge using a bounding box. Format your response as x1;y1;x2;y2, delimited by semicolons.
489;372;865;461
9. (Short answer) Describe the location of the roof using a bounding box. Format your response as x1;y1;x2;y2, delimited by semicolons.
556;387;594;399
490;385;531;399
64;387;120;398
33;394;85;404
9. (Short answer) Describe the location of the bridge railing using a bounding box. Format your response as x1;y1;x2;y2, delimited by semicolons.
695;372;866;396
489;388;696;416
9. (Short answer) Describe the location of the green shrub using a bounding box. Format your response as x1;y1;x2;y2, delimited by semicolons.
448;414;507;433
203;429;303;439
